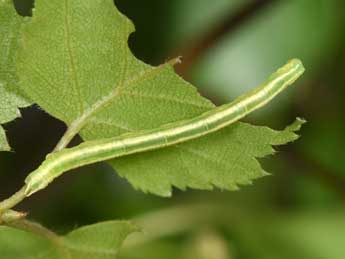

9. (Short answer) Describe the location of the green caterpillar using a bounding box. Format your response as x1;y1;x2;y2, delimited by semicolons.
24;59;305;196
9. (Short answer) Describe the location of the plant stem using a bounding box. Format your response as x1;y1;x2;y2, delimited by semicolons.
0;210;27;224
53;124;80;152
5;218;60;242
54;102;106;152
0;186;27;214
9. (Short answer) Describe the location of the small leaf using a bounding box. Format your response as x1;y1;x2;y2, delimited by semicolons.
17;0;304;195
0;0;31;151
0;221;138;259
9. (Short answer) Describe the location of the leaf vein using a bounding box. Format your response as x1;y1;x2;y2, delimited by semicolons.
120;90;210;108
63;0;83;114
87;118;132;132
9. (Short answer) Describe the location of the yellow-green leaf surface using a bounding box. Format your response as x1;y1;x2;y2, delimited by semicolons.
17;0;303;196
0;0;30;151
0;221;137;259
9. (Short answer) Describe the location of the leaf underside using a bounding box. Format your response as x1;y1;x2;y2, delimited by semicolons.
0;221;137;259
17;0;304;196
0;0;31;151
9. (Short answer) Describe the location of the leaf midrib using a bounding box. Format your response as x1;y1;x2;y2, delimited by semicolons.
63;0;83;114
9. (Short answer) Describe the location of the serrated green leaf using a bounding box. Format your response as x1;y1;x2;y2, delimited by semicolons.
17;0;304;196
0;0;31;151
17;0;212;126
113;119;304;196
0;220;138;259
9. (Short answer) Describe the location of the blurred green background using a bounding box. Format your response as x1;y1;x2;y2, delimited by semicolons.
1;0;345;258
